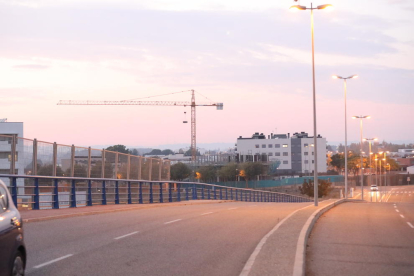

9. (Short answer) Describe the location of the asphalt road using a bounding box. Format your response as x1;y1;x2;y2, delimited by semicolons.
24;201;312;276
352;185;414;203
307;186;414;276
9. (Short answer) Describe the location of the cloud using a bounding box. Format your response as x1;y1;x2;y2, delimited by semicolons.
13;64;49;69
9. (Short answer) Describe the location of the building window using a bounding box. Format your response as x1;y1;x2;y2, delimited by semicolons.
283;160;288;164
304;160;309;164
283;144;288;148
275;144;280;148
268;144;273;148
268;152;273;156
304;152;309;156
262;144;266;148
312;160;315;164
312;152;314;155
255;144;259;148
304;143;308;147
275;152;280;156
283;152;288;156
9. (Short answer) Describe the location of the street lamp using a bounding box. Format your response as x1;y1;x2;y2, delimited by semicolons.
333;74;358;199
352;115;370;200
290;2;333;207
363;137;377;186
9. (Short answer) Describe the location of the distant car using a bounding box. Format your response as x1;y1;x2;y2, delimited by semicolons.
0;180;26;276
370;185;379;191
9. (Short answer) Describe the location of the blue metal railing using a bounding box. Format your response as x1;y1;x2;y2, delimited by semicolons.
1;174;312;210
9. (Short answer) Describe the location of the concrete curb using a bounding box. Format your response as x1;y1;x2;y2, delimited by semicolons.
22;200;232;223
292;199;348;276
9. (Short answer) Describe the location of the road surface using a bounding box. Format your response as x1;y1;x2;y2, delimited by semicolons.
24;201;312;276
307;185;414;276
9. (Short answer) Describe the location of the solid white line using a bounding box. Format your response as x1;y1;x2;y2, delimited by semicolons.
239;204;313;276
407;222;414;228
114;231;139;240
34;254;73;269
164;219;182;224
201;212;214;216
396;209;400;212
400;215;405;218
228;208;238;210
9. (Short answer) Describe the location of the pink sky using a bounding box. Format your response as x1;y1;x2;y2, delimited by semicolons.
1;0;413;148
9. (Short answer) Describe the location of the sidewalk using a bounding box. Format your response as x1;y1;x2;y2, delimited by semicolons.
20;200;232;223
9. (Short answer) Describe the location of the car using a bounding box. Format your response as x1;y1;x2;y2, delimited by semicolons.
370;185;379;191
0;180;26;276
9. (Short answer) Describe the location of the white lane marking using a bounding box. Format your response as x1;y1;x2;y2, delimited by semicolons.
400;215;405;218
201;212;214;216
239;203;313;276
228;208;238;210
407;222;414;228
394;206;397;208
164;219;182;224
34;254;73;269
114;231;139;240
396;209;400;212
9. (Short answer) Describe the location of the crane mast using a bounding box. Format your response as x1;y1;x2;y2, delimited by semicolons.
58;90;223;161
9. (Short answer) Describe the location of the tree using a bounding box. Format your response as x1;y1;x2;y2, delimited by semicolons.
146;149;163;155
90;161;114;178
241;162;265;188
170;162;192;181
106;145;130;154
130;149;139;156
66;164;87;178
184;149;201;156
299;179;332;198
161;149;174;155
197;165;217;182
37;164;64;176
218;162;239;181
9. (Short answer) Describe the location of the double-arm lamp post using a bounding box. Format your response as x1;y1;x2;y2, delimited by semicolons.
290;3;333;206
353;115;370;200
333;75;358;198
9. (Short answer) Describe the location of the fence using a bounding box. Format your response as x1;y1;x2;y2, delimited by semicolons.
1;174;312;210
212;175;345;189
0;134;171;184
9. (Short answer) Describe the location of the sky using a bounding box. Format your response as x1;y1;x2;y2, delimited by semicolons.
1;0;413;149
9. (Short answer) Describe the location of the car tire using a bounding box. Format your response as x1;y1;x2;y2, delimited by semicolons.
11;251;25;276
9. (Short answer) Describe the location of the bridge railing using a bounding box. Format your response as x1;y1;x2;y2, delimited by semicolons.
1;174;312;210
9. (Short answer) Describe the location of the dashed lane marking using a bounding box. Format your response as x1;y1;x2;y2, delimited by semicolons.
114;231;139;240
407;222;414;229
396;209;400;212
228;208;238;210
164;219;182;224
201;212;214;216
34;254;73;269
400;215;405;218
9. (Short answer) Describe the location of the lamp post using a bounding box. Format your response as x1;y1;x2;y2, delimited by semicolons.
290;2;333;207
333;74;358;198
363;138;377;186
352;115;370;200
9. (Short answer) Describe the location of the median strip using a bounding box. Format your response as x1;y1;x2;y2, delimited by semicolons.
114;231;139;240
34;254;73;269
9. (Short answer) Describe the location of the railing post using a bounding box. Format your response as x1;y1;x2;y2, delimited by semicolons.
127;181;132;204
214;187;217;200
241;190;243;201
192;184;197;200
53;179;59;209
87;180;92;206
149;183;153;203
207;187;211;200
235;189;238;201
185;186;189;201
101;149;105;178
201;186;205;199
70;179;76;208
250;190;252;202
11;135;16;175
261;192;263;202
115;181;119;204
102;180;107;205
177;183;181;202
159;183;163;203
33;139;38;176
33;178;39;210
169;183;173;202
225;188;228;200
87;147;92;178
219;187;223;200
52;142;57;177
11;177;17;207
139;182;143;204
231;189;233;200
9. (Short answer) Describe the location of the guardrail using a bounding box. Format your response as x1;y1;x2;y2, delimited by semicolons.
1;174;312;210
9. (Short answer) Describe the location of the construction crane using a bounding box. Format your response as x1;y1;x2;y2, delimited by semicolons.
58;90;223;161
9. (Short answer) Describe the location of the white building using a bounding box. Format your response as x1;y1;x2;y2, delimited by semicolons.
235;132;327;174
0;121;24;188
